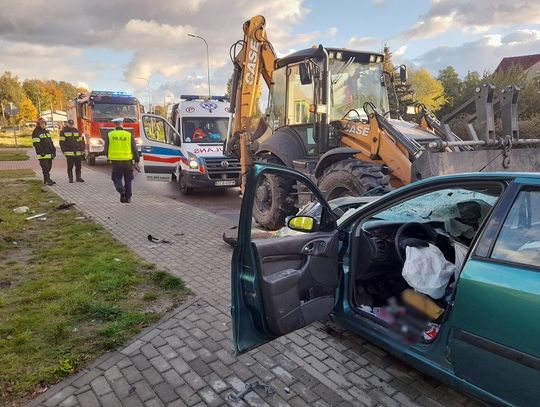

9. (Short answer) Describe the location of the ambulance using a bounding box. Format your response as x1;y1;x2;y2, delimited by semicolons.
139;96;240;195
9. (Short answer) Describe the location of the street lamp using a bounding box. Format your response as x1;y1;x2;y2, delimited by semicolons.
187;33;211;99
138;77;152;113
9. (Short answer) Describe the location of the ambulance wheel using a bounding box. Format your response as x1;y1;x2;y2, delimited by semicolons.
178;172;193;195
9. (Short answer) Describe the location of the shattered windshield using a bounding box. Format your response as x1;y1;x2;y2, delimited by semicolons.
369;187;501;239
330;59;389;121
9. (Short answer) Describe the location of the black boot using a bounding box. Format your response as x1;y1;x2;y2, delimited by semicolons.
76;177;85;182
75;170;84;182
120;193;126;203
69;174;74;183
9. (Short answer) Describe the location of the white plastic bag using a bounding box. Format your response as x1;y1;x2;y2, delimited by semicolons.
402;244;456;299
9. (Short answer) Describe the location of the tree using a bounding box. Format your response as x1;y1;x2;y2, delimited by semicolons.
17;98;38;125
0;72;26;125
382;45;394;74
153;105;166;117
408;68;446;111
437;66;461;115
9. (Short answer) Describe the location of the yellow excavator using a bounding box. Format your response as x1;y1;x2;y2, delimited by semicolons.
225;15;540;230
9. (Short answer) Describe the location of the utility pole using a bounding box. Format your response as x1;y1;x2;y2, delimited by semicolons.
187;33;211;99
138;77;151;113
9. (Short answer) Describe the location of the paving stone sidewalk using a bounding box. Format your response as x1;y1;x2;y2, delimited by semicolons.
24;157;478;407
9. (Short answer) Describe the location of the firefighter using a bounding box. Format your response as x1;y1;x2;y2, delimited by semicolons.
32;117;56;185
104;117;140;203
59;119;85;183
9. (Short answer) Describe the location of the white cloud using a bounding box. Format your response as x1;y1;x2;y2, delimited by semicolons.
0;0;340;100
402;0;540;41
348;36;379;49
414;28;540;75
5;43;82;58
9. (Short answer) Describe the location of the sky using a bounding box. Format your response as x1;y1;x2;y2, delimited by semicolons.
1;0;539;109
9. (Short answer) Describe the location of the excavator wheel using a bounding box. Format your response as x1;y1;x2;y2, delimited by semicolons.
253;155;297;230
318;159;391;200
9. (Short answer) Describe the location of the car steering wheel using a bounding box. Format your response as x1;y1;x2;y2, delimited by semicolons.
394;222;434;263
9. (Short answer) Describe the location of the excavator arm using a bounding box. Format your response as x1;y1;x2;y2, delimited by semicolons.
225;15;277;191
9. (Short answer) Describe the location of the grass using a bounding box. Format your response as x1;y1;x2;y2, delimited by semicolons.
0;131;58;148
0;169;35;180
0;151;29;161
0;177;190;405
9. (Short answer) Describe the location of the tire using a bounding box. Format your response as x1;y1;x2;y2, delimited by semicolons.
178;172;193;195
253;155;297;230
317;159;391;200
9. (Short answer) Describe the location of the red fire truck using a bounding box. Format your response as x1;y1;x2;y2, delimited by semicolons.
67;91;143;165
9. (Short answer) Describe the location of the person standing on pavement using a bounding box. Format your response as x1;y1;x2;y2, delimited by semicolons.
104;117;140;203
59;119;85;183
32;117;56;186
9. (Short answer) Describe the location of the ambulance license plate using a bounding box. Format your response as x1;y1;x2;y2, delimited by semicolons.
215;180;236;186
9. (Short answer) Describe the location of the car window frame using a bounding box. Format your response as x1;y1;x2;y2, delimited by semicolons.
473;182;540;272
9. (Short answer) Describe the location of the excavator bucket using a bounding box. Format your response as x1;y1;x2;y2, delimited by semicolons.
411;148;540;181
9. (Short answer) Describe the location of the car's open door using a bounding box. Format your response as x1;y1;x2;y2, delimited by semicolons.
232;163;340;353
140;114;183;181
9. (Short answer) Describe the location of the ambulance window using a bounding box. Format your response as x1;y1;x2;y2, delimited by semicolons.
143;116;166;143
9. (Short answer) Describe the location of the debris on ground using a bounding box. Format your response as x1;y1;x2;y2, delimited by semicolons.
222;233;237;247
13;206;29;214
226;380;274;402
57;203;75;210
26;213;47;220
147;234;173;244
75;216;85;220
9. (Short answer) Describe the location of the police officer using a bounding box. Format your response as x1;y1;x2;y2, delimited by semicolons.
32;117;56;185
59;119;85;183
105;117;140;203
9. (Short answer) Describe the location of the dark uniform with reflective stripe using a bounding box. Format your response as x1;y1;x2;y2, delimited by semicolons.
32;125;56;185
59;124;85;182
105;125;140;203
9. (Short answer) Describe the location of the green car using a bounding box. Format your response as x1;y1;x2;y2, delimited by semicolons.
232;163;540;407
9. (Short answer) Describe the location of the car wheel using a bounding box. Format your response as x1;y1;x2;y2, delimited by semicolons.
178;172;193;195
252;155;297;230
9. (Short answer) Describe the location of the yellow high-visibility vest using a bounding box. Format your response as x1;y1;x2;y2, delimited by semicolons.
107;129;133;161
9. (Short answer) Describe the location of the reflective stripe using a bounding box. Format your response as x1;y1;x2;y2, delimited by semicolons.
32;138;41;142
64;152;75;156
38;154;52;159
59;136;66;141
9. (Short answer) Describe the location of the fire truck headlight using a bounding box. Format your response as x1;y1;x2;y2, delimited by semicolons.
89;138;103;146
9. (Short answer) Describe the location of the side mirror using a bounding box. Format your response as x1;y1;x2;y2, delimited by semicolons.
299;62;313;85
287;216;316;233
399;65;408;84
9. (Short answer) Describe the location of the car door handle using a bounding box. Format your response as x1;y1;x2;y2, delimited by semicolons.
302;243;314;255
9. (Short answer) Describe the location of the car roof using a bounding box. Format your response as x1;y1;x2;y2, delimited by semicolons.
414;172;539;184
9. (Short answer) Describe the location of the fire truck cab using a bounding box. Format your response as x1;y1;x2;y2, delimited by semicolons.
67;91;143;165
139;96;240;195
